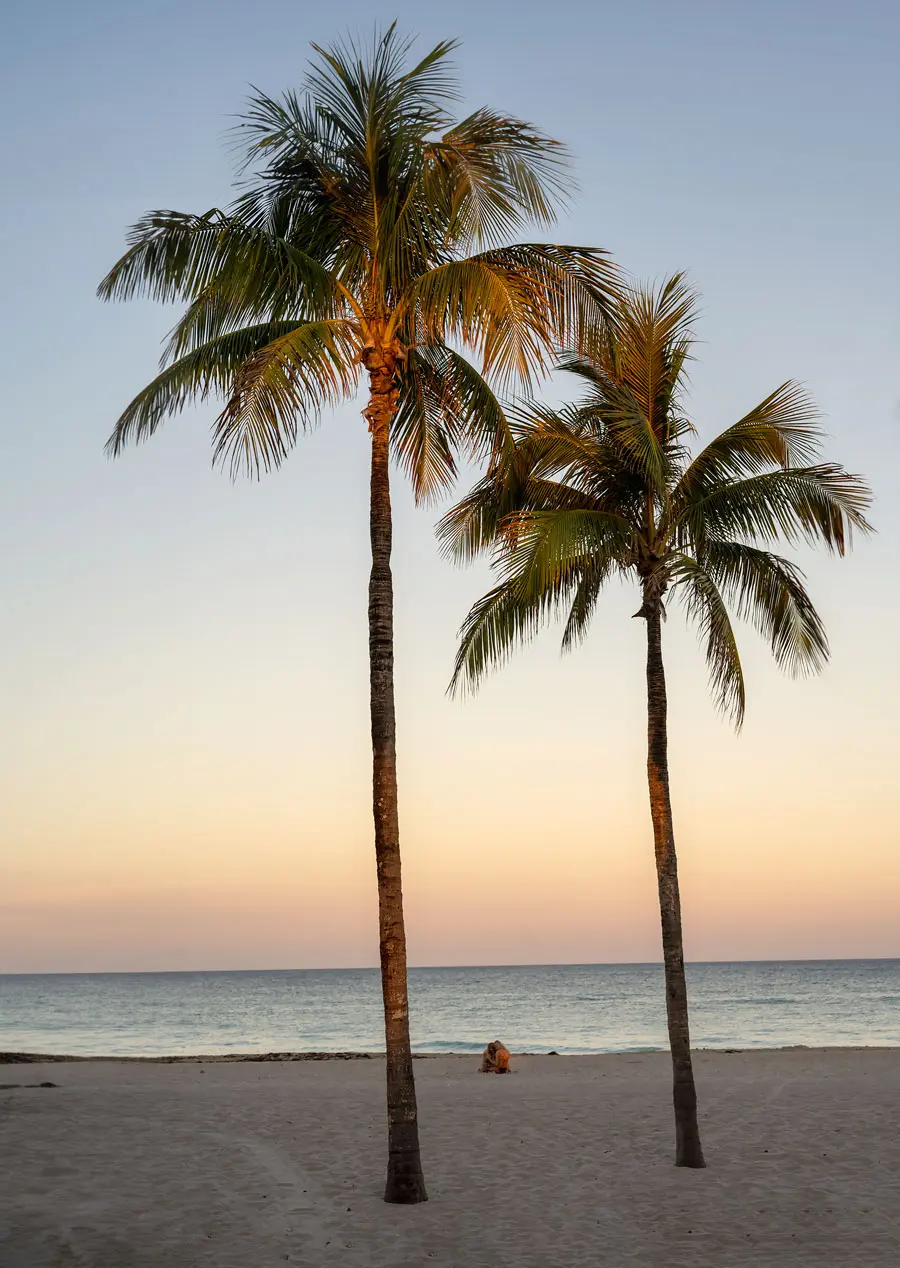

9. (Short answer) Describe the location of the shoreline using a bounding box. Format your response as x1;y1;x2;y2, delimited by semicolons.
3;1042;898;1063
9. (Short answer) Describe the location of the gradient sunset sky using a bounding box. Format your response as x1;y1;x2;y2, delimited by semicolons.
2;0;898;973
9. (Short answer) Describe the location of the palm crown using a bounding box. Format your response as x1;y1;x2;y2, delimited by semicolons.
98;24;615;491
442;275;873;722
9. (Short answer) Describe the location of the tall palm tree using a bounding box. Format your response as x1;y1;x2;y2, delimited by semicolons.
442;276;872;1168
97;26;616;1202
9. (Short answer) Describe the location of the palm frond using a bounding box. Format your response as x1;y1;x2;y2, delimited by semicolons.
674;381;823;498
436;347;518;465
450;507;629;692
701;541;830;677
437;465;599;563
393;345;513;503
496;508;633;602
98;209;255;305
671;555;747;724
609;274;698;441
426;108;571;246
436;476;509;563
561;557;613;652
678;465;874;554
408;244;617;387
229;90;366;276
449;576;555;695
392;347;459;503
501;401;631;487
105;322;304;457
548;277;699;496
212;320;361;477
306;24;458;150
594;378;672;495
161;241;350;362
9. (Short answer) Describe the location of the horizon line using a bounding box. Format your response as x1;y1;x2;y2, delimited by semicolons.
3;955;898;977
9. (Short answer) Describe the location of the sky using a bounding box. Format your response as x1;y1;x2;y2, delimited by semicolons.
1;0;898;973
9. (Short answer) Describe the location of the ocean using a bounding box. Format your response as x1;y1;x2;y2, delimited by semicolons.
1;960;898;1058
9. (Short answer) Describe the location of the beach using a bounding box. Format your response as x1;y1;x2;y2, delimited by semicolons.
2;1049;898;1266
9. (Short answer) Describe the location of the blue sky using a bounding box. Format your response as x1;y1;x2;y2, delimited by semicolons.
1;0;898;971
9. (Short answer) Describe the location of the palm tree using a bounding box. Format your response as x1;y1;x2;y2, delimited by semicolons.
442;276;872;1168
97;25;616;1202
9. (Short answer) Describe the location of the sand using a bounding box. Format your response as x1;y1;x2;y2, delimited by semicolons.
2;1048;898;1267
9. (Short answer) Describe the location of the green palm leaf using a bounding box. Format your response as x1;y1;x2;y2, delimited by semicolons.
700;541;830;677
393;345;516;502
674;381;823;498
105;322;305;457
426;107;571;245
98;209;258;305
560;558;613;652
671;554;747;723
212;320;360;477
679;465;873;554
407;245;618;386
450;577;550;694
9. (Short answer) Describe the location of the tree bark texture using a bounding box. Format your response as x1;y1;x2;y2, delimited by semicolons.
363;347;427;1204
644;594;706;1168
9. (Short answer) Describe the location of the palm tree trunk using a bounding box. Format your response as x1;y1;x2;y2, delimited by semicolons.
363;347;428;1204
644;592;706;1168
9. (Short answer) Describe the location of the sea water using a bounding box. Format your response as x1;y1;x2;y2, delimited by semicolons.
1;961;897;1057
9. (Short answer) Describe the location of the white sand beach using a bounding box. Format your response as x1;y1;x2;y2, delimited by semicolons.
2;1049;898;1267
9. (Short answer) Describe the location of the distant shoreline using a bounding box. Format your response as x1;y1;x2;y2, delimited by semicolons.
3;1044;898;1064
2;956;899;976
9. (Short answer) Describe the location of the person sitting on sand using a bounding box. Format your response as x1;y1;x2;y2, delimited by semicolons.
480;1040;511;1073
